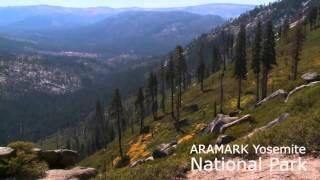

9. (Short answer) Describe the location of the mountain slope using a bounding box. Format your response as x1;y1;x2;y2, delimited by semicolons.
79;21;320;180
77;1;320;179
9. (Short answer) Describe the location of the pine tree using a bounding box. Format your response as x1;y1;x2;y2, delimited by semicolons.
109;88;124;158
159;62;166;113
135;88;145;133
166;54;175;118
219;69;224;113
175;46;183;116
291;21;305;80
94;100;105;149
197;45;206;92
261;21;276;99
148;72;158;120
283;18;290;41
211;46;220;73
251;20;262;102
234;24;247;109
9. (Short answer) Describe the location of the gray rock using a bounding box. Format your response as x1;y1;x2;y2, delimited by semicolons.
44;167;97;180
152;142;177;159
0;147;15;159
205;114;239;134
256;89;287;107
216;135;235;145
39;149;79;169
301;72;319;82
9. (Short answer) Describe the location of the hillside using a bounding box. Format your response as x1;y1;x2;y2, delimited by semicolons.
78;5;320;180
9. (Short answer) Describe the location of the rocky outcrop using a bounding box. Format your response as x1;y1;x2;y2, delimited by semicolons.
216;135;235;145
38;149;79;169
301;72;319;82
152;142;177;159
205;114;252;135
44;167;97;180
0;147;15;159
205;114;239;134
245;113;289;138
256;89;287;107
285;81;320;103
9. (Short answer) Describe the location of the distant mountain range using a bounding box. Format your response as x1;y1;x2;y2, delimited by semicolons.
0;4;254;28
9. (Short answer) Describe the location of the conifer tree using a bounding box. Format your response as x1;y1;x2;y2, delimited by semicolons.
252;20;262;102
211;46;220;73
261;21;276;99
291;21;305;80
175;46;183;113
94;100;105;149
197;46;206;92
166;54;175;118
109;88;124;158
283;18;290;41
135;88;145;133
148;72;158;120
159;62;166;113
234;24;247;109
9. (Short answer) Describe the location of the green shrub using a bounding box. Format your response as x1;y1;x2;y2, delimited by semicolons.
0;141;48;178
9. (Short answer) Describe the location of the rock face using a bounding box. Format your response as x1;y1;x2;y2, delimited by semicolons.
285;81;320;103
44;167;97;180
152;141;177;159
0;147;15;159
205;114;252;135
216;135;235;145
256;89;287;107
38;149;79;169
301;72;319;82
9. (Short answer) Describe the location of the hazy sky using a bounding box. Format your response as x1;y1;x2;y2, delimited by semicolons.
0;0;277;8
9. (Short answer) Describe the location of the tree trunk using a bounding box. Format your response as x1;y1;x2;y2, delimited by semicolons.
261;67;268;99
171;85;175;119
219;71;224;113
140;116;143;134
292;57;298;80
117;111;123;158
256;73;260;102
237;78;242;109
201;80;204;92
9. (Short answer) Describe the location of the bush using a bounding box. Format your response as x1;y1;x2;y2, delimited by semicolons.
0;141;48;178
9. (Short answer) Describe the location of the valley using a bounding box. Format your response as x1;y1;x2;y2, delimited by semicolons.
1;0;320;179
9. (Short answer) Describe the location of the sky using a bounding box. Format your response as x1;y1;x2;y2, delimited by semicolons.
0;0;277;8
